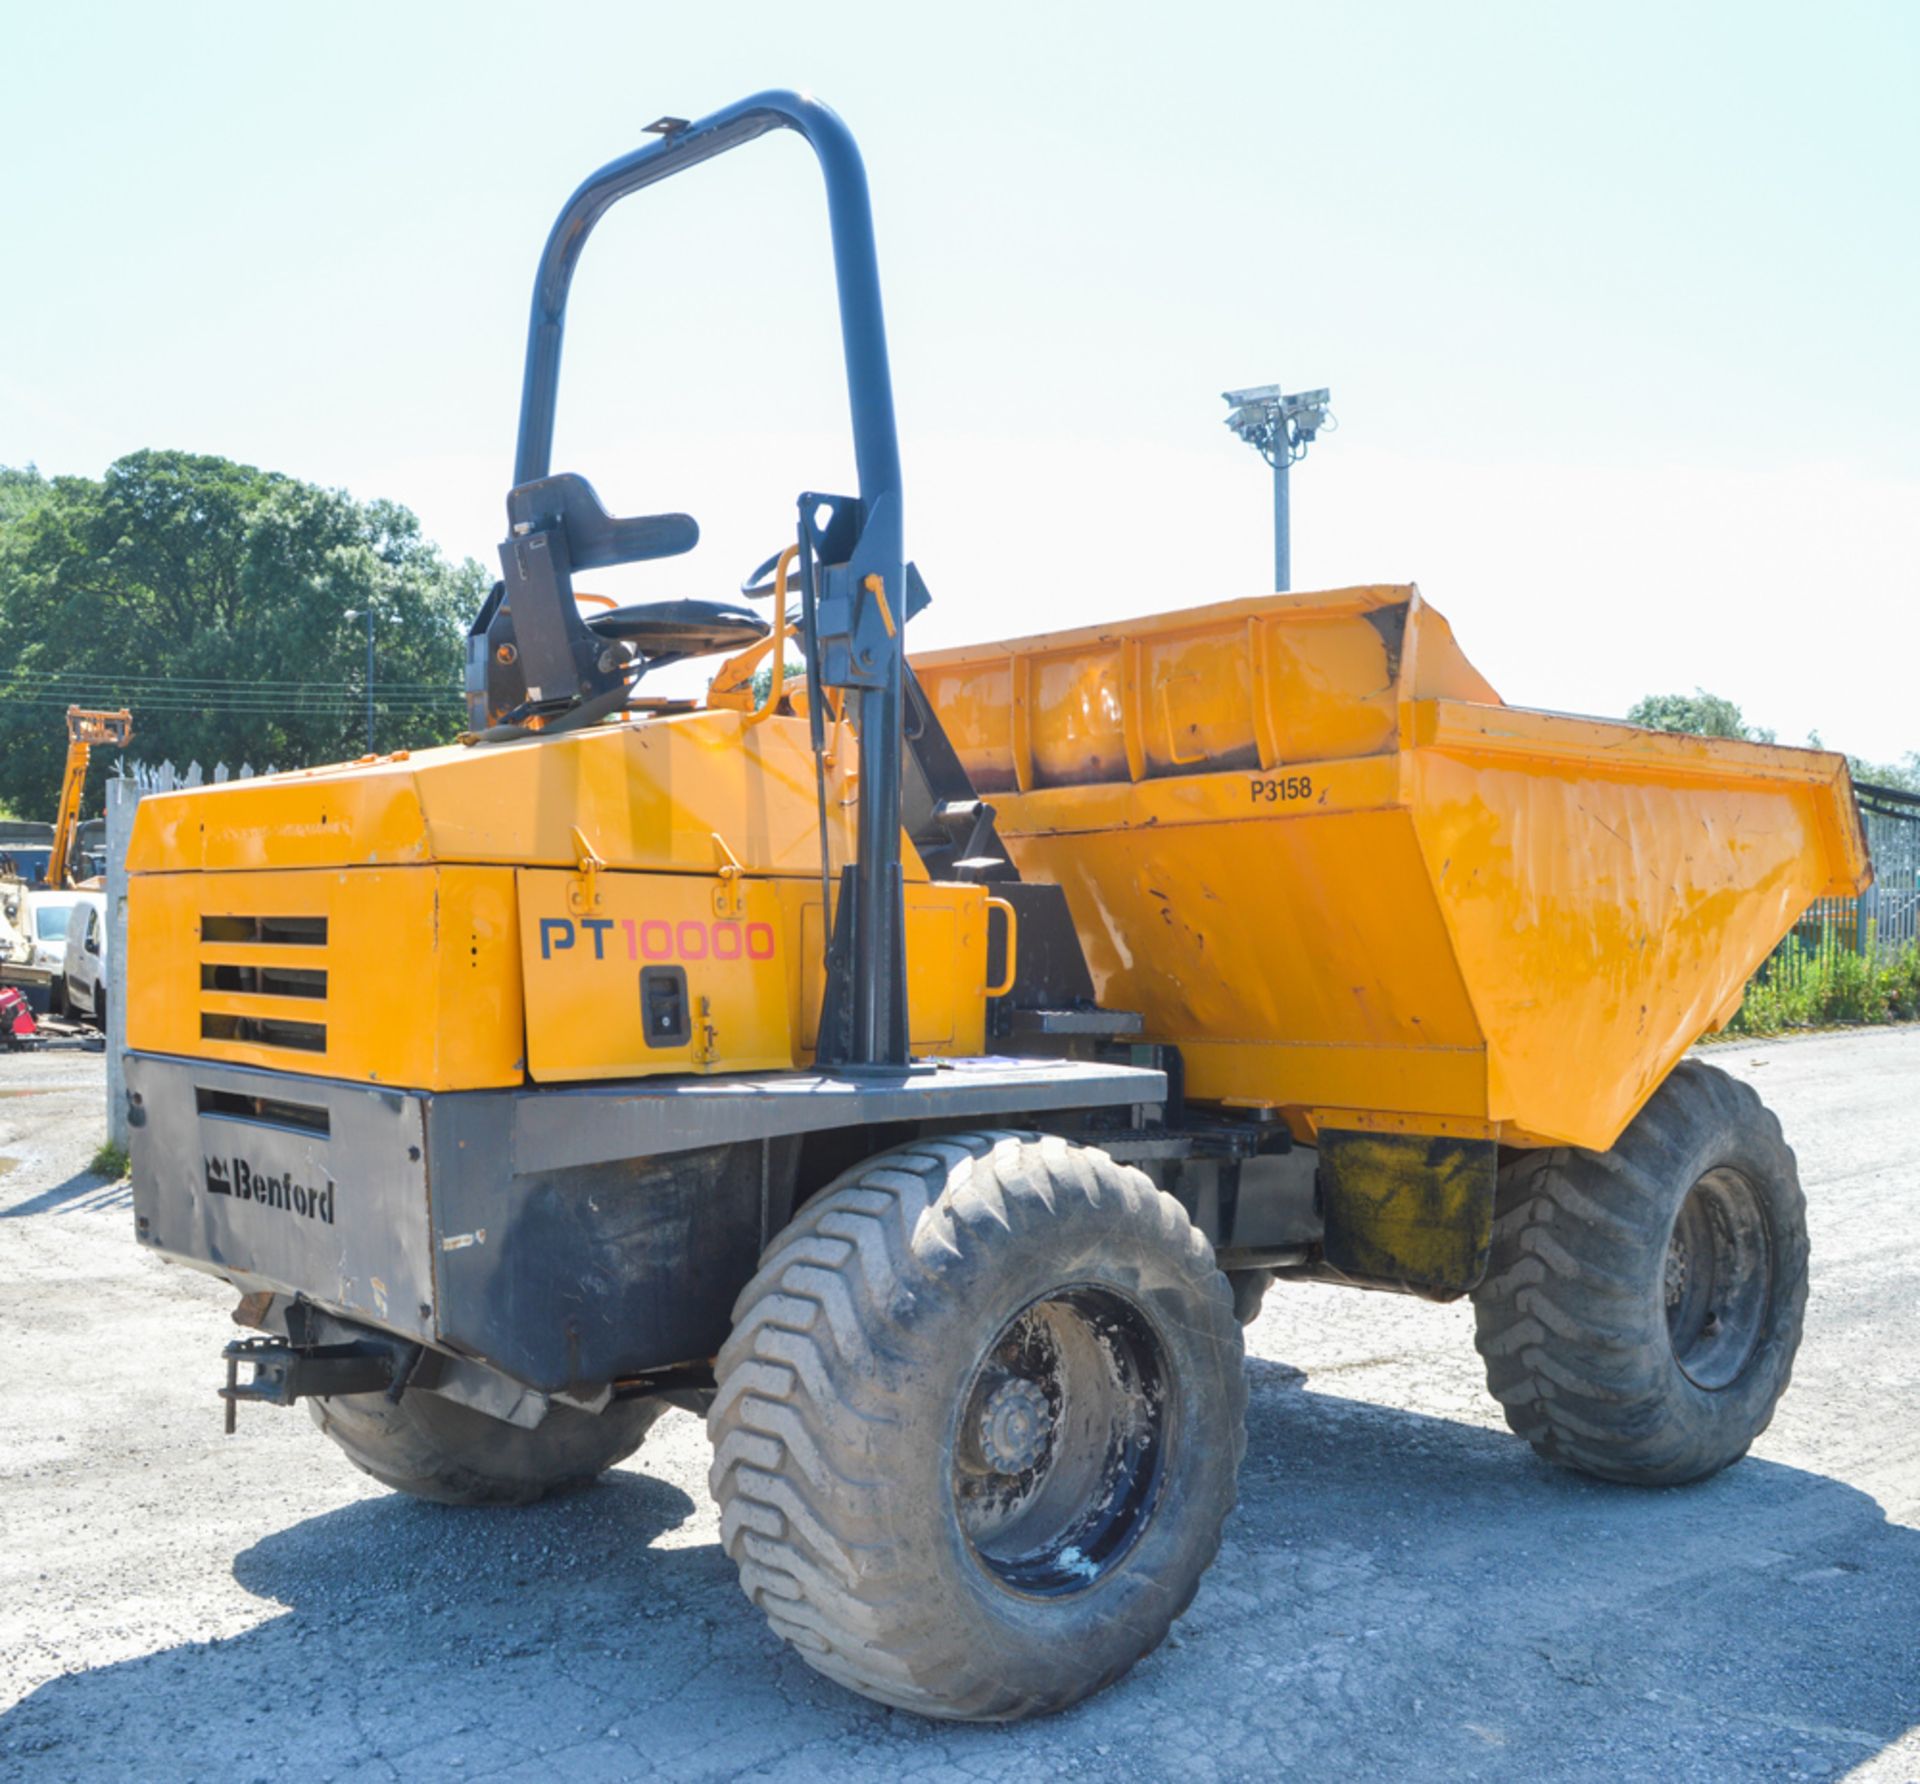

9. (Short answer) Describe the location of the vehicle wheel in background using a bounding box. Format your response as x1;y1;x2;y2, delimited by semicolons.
709;1131;1246;1721
308;1388;662;1506
1226;1267;1273;1326
1472;1061;1808;1486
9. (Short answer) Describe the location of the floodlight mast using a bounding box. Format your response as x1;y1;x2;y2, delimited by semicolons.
1222;384;1333;592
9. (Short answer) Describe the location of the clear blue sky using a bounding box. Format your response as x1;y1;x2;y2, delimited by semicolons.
4;1;1916;758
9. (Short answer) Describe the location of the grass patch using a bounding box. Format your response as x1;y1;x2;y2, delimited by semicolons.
1727;932;1920;1037
89;1139;129;1180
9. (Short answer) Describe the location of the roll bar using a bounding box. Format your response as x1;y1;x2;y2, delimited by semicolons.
512;88;902;516
505;91;910;1069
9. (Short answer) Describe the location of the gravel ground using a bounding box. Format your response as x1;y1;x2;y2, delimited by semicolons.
0;1031;1915;1782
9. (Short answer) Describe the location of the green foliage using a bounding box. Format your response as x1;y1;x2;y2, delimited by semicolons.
89;1140;129;1181
1847;751;1920;794
1635;693;1915;794
1727;929;1920;1035
1626;688;1774;743
0;464;49;528
0;451;487;818
749;659;809;703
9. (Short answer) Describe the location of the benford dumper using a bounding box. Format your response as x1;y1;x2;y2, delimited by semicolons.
126;91;1870;1722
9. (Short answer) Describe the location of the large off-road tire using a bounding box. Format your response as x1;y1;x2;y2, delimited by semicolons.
1472;1061;1807;1487
709;1131;1246;1721
309;1388;663;1507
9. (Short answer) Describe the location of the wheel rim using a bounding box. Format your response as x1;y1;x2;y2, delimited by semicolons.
1664;1166;1773;1390
951;1285;1170;1596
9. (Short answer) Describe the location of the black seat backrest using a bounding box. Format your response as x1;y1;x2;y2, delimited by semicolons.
505;472;699;571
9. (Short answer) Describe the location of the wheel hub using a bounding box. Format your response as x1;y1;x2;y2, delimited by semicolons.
1664;1167;1773;1391
1665;1241;1688;1306
952;1285;1170;1597
978;1377;1052;1474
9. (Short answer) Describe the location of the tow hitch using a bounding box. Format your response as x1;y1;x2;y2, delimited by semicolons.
220;1336;421;1433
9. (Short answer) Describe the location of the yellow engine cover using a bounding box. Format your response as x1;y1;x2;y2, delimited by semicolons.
514;870;987;1082
126;709;992;1090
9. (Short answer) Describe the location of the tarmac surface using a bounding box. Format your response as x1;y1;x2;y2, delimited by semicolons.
0;1030;1915;1782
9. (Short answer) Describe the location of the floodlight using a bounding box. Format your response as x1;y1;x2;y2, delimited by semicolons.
1220;380;1337;592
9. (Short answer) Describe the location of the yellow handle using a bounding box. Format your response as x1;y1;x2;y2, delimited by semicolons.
984;896;1018;999
742;546;798;729
862;572;897;637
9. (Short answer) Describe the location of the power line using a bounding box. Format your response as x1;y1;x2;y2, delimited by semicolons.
9;672;461;691
0;696;464;715
0;690;463;705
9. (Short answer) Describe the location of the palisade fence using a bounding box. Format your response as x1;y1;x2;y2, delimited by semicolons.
117;759;274;793
1770;783;1920;970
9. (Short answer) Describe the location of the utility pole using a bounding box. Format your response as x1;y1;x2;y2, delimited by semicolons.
1222;384;1335;592
342;609;389;753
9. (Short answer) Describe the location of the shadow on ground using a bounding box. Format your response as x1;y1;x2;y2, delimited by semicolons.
3;1365;1915;1782
0;1168;130;1220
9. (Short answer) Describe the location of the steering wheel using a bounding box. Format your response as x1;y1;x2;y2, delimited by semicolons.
741;549;804;601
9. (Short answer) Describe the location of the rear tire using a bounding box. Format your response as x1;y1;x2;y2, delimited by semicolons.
309;1388;662;1506
709;1131;1246;1721
1472;1061;1807;1486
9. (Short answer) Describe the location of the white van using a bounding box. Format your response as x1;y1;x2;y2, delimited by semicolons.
55;893;107;1023
9;890;87;1012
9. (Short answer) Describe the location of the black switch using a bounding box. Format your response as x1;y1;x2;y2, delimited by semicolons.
639;966;690;1048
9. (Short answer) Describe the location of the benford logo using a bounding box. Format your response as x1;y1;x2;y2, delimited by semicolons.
205;1154;336;1225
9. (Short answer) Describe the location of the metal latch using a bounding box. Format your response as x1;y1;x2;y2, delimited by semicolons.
711;830;747;917
568;825;606;914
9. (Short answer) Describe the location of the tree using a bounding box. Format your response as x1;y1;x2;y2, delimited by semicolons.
1848;752;1920;795
1626;689;1774;743
0;450;487;818
1636;694;1915;792
0;464;47;528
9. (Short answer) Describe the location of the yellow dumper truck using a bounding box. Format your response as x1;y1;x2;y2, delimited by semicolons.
126;93;1870;1722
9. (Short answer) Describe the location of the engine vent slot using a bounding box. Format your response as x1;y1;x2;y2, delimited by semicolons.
200;964;327;1000
200;1013;327;1054
201;915;328;946
194;1086;332;1136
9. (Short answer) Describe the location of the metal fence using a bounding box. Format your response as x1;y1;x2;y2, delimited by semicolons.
1780;783;1920;964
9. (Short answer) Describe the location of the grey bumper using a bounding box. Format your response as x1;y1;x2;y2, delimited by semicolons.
128;1051;1166;1393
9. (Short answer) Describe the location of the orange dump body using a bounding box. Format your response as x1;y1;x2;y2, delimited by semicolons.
914;586;1870;1151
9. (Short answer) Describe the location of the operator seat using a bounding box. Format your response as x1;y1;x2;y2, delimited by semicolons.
468;471;773;733
585;598;767;659
508;470;769;661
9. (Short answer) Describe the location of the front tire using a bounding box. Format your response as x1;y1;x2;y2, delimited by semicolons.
1472;1061;1808;1486
709;1131;1246;1721
309;1388;662;1506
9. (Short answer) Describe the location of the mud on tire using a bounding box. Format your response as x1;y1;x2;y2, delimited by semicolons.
1472;1061;1808;1487
708;1131;1247;1721
309;1388;663;1507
